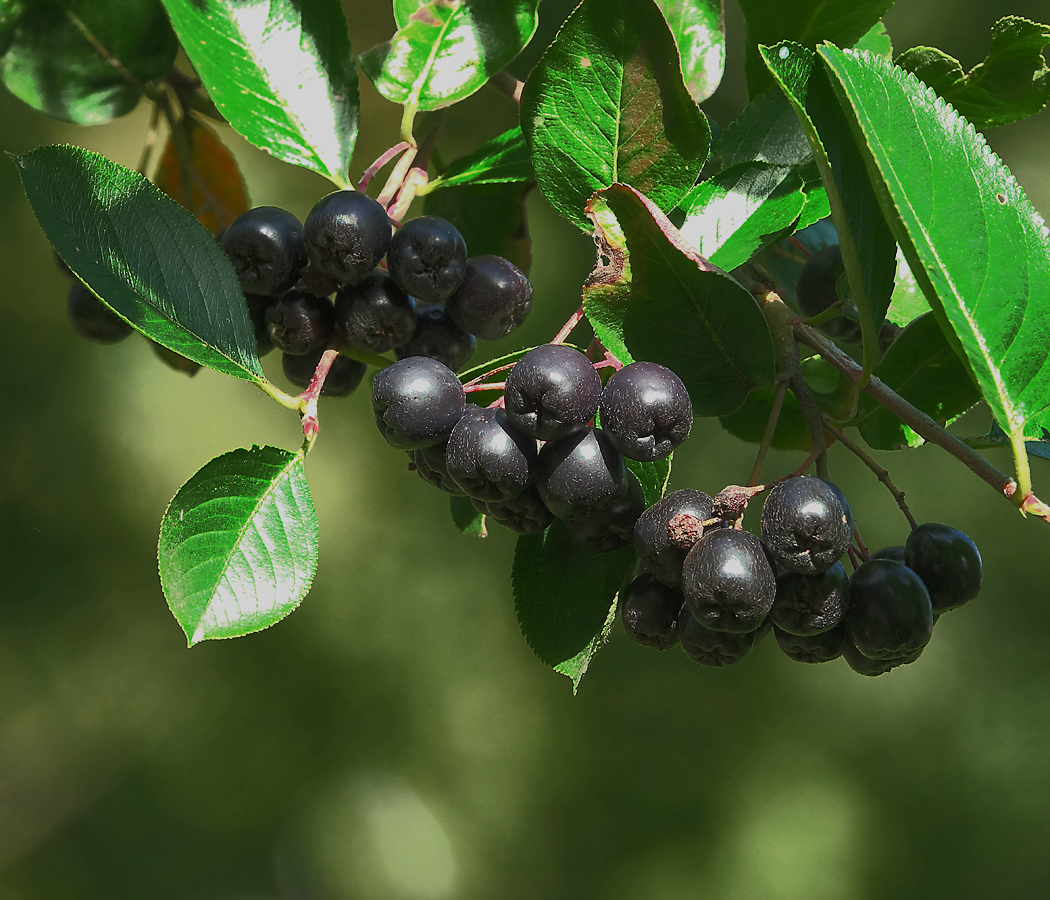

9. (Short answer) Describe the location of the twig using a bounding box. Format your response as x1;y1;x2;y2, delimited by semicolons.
852;528;871;563
490;71;525;105
748;380;789;486
551;305;585;344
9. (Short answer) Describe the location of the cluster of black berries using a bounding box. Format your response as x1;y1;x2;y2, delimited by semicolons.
371;344;693;550
621;475;983;675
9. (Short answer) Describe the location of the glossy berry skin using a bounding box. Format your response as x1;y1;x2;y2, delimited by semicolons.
621;573;686;650
774;623;847;664
387;215;468;303
444;408;536;502
504;344;602;441
771;561;850;636
843;640;922;677
265;290;336;356
372;356;466;450
565;473;646;552
244;293;275;357
445;255;533;341
412;442;466;496
282;349;366;396
221;206;307;296
598;362;692;461
67;282;133;343
633;489;714;588
847;559;933;660
395;303;476;372
682;529;776;633
795;244;862;344
905;523;983;612
335;272;416;354
680;615;762;667
872;545;907;565
303;190;391;284
535;427;626;518
472;484;553;535
761;476;853;574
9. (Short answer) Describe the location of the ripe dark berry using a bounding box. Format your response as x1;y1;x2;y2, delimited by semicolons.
847;559;933;660
445;255;533;341
761;476;853;574
221;206;307;296
411;442;466;495
265;290;336;356
621;573;686;650
67;282;133;343
774;623;847;664
680;615;762;667
905;523;983;612
395;303;476;372
444;408;536;502
872;545;907;565
372;356;466;450
303;190;391;284
770;562;850;636
597;362;692;461
472;483;554;535
682;529;776;633
843;640;922;677
633;489;715;587
282;350;366;396
504;344;602;441
534;427;626;518
387;215;468;303
565;473;646;552
335;272;416;354
795;244;862;343
244;293;275;357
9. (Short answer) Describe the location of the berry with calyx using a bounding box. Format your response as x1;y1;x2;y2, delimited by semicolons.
387;215;468;303
221;206;307;296
621;572;686;650
534;427;626;518
597;361;692;461
770;561;850;635
504;344;602;441
265;290;336;356
372;356;466;450
872;545;907;565
565;473;646;552
843;640;923;677
445;255;533;341
411;442;466;496
633;489;715;587
905;523;983;612
282;350;366;397
679;615;763;667
795;244;862;344
335;272;416;354
847;559;933;660
682;529;776;633
395;303;476;372
472;484;553;535
444;408;536;502
774;623;848;664
67;282;133;343
761;476;853;574
244;293;275;357
303;190;391;284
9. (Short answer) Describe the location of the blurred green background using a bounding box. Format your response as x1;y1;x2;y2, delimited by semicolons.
1;1;1049;897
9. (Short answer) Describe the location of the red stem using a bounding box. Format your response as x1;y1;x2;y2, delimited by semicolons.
551;305;585;344
464;381;506;394
358;142;410;194
298;348;340;440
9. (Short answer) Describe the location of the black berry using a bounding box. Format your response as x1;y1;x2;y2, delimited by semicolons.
444;408;537;502
504;344;602;441
445;255;533;341
534;426;626;518
682;528;776;633
905;523;983;612
221;206;307;296
770;561;850;635
387;215;468;303
244;293;275;357
265;290;336;356
303;190;391;284
472;483;553;535
843;640;922;677
372;356;466;449
633;489;715;587
395;303;476;372
621;572;686;650
282;350;366;396
847;559;933;660
872;545;907;565
67;282;133;343
335;272;416;354
411;442;466;496
597;362;692;461
774;623;848;664
680;615;762;667
565;473;646;552
761;476;853;574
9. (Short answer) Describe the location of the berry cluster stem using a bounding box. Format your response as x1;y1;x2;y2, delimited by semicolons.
358;142;411;193
551;305;585;344
748;379;789;487
298;348;341;447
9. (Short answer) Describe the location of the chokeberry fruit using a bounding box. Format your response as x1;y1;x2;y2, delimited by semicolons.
387;215;468;303
621;573;686;650
221;206;307;296
843;640;922;677
680;615;762;667
774;623;848;664
761;476;853;574
872;545;907;565
282;349;366;396
67;282;133;343
770;562;850;636
565;473;646;552
303;190;391;284
795;244;862;344
633;489;715;587
411;442;466;496
265;290;336;356
444;408;536;502
905;523;982;612
847;559;933;660
472;484;553;535
682;529;776;633
335;272;416;354
244;293;276;357
445;255;533;341
597;362;692;461
504;344;602;441
535;427;626;518
372;356;466;450
395;303;476;372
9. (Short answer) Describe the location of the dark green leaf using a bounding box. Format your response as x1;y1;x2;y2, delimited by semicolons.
968;420;1050;462
512;521;633;689
424;181;533;274
554;598;620;693
159;446;318;646
655;0;725;103
626;455;672;508
427;126;531;190
359;0;539;111
521;0;711;231
678;161;806;271
0;0;26;57
716;88;812;169
856;314;981;450
817;45;1050;449
450;495;487;537
583;184;776;416
853;21;892;60
0;0;176;124
896;17;1050;130
162;0;358;187
10;145;265;383
719;388;810;450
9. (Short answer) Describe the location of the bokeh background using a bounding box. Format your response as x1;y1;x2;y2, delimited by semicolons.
1;1;1049;897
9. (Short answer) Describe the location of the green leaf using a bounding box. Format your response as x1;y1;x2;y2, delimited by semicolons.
716;88;812;170
0;0;176;124
968;420;1050;463
10;145;265;383
626;454;673;508
885;246;930;328
896;17;1050;130
427;126;531;190
161;0;359;187
424;181;533;274
655;0;725;103
678;161;806;271
554;597;620;693
719;388;810;450
583;184;776;416
450;495;487;537
761;41;897;377
797;183;831;229
159;446;318;646
0;0;25;56
817;45;1050;455
856;314;981;451
359;0;539;112
512;520;633;690
521;0;711;231
853;21;892;60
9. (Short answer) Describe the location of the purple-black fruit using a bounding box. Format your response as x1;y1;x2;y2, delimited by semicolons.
372;356;466;450
445;255;532;341
504;344;601;441
387;215;468;303
682;529;776;633
221;206;307;296
597;361;692;461
621;573;686;650
304;190;391;284
761;476;853;574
